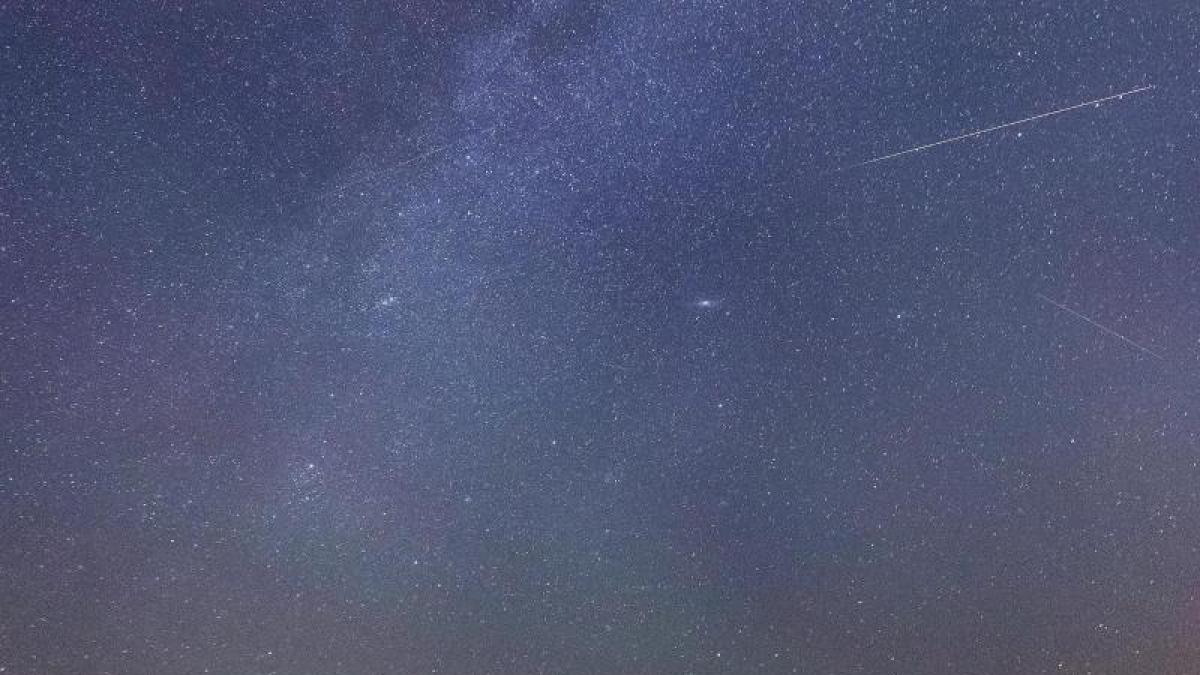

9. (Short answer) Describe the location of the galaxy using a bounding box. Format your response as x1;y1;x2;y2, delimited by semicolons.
3;2;1199;673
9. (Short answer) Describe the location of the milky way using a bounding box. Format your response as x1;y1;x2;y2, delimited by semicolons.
3;2;1200;674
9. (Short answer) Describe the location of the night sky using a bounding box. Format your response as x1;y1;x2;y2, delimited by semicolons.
3;2;1200;673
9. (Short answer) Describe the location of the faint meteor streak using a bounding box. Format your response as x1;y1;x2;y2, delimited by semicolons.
394;141;456;167
843;85;1155;169
395;123;502;168
1037;293;1163;360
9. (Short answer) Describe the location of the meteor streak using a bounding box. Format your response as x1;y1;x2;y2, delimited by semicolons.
1037;293;1163;360
844;85;1155;169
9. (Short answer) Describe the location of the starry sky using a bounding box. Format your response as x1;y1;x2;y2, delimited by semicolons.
3;2;1200;673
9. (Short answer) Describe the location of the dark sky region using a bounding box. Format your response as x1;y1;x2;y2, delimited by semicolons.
3;2;1200;673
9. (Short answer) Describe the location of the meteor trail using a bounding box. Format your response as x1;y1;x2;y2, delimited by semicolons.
1037;293;1163;360
843;85;1155;170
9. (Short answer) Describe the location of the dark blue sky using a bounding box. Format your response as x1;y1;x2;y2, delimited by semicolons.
3;1;1200;673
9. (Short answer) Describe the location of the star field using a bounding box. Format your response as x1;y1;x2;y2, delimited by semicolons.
3;2;1200;673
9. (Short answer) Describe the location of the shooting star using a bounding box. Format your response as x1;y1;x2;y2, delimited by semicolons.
1037;293;1163;360
396;122;503;168
843;84;1155;170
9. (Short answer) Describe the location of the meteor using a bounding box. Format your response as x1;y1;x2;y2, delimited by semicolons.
1037;293;1163;360
843;85;1155;170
